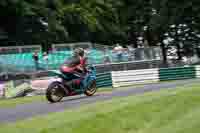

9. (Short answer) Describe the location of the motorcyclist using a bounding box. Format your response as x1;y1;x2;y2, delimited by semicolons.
60;48;88;88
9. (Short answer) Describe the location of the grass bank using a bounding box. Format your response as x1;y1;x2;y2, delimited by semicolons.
0;96;45;108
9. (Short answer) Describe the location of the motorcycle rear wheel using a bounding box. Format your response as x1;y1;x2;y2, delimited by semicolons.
46;82;65;103
84;80;97;96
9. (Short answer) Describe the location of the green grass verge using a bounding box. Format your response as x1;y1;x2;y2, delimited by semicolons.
1;83;200;133
0;96;45;108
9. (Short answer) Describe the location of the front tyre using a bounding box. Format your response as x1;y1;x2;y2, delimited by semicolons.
46;82;65;103
84;80;97;96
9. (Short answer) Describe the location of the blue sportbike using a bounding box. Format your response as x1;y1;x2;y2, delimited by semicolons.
46;65;97;103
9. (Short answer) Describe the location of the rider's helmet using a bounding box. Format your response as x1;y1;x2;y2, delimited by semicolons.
73;48;85;57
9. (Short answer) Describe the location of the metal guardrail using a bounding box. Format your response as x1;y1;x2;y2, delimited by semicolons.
96;72;112;87
112;66;198;87
1;65;200;98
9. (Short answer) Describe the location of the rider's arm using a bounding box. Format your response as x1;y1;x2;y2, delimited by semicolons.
75;57;88;73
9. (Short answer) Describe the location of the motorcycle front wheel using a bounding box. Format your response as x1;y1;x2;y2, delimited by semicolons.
46;82;65;103
84;80;97;96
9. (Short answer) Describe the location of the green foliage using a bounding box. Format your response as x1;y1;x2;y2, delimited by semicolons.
1;0;200;59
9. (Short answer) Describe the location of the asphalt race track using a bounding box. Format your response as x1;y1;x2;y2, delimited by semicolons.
0;79;199;124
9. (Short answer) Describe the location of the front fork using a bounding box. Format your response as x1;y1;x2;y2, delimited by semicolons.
81;75;96;91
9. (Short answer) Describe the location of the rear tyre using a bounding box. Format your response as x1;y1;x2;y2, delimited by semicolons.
84;80;97;96
46;82;65;103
